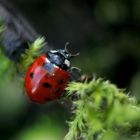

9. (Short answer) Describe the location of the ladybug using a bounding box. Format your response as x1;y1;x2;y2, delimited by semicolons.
24;44;79;103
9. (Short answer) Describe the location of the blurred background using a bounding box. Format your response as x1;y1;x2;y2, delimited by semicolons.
0;0;140;140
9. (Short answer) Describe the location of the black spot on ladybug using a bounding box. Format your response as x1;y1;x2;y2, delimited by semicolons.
30;72;34;78
44;97;52;101
43;82;52;88
58;79;64;85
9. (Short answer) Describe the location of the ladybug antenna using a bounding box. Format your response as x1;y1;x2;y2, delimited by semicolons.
64;42;80;58
70;52;80;58
64;42;70;53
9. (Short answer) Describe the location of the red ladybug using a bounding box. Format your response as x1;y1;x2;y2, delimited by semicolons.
24;45;79;103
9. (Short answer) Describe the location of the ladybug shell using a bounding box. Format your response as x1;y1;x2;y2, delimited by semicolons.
24;54;69;103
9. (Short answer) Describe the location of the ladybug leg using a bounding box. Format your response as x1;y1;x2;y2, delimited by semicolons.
79;73;97;83
92;73;97;81
70;67;81;73
69;67;81;81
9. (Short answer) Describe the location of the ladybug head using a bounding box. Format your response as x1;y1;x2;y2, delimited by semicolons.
46;42;79;71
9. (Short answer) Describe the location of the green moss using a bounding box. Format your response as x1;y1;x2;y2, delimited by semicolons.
64;79;140;140
20;37;46;72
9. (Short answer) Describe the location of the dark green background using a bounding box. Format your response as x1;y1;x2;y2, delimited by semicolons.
0;0;140;140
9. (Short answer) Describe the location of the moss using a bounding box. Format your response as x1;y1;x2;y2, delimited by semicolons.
20;37;46;72
64;79;140;140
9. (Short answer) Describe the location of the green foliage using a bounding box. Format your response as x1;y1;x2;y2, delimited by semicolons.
0;25;5;33
64;79;140;140
15;115;66;140
0;49;15;79
20;37;46;72
1;11;140;140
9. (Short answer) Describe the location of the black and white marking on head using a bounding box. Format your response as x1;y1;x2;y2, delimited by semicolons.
46;43;79;71
64;59;70;67
46;49;71;71
50;49;70;68
50;50;58;53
